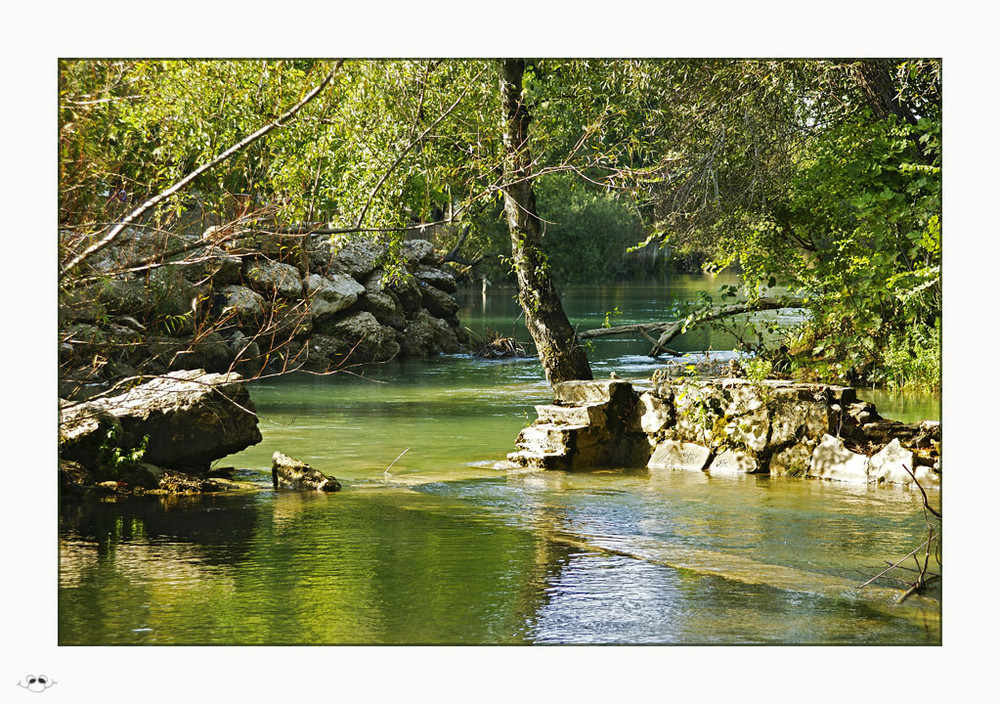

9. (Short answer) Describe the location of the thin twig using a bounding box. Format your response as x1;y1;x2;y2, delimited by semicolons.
383;448;410;476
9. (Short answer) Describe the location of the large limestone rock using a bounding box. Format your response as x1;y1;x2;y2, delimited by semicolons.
400;310;459;356
414;264;457;293
356;290;406;330
313;311;401;364
509;379;648;469
708;449;762;474
306;273;365;318
808;434;870;484
272;451;342;492
335;238;386;279
402;239;437;265
59;369;262;472
214;285;267;326
419;280;460;319
244;259;303;299
647;440;711;471
508;377;940;490
638;389;675;434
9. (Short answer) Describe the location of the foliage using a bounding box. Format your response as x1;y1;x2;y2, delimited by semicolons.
534;174;645;283
96;425;150;477
58;58;942;390
721;112;941;389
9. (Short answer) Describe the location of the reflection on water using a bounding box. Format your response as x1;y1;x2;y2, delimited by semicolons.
59;279;941;645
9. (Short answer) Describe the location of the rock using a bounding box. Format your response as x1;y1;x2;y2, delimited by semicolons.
414;264;457;293
335;238;386;279
306;273;365;318
418;280;460;318
356;290;406;330
59;369;262;472
809;434;870;484
313;311;401;364
272;451;342;492
166;332;236;373
400;310;459;356
228;331;264;377
244;259;303;299
708;449;762;474
402;238;437;265
214;285;268;327
94;277;150;316
386;274;422;313
867;438;937;488
647;440;712;471
638;391;674;434
770;441;815;477
183;245;243;285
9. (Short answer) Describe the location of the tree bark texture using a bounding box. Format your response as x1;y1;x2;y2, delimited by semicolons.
499;59;592;384
851;59;918;126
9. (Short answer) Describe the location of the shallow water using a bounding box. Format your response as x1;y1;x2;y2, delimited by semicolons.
58;278;941;645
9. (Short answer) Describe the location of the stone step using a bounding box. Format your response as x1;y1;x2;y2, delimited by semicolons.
534;403;607;426
515;422;588;454
506;449;573;470
552;379;634;405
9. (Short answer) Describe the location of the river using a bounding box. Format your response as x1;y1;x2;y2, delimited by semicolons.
58;276;941;645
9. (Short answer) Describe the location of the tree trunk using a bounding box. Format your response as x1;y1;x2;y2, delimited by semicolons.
498;59;592;384
851;59;918;126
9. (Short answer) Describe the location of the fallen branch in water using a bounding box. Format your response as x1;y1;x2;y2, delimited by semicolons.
383;448;410;476
577;297;799;358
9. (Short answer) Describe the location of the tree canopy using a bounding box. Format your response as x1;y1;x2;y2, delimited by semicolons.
59;58;942;390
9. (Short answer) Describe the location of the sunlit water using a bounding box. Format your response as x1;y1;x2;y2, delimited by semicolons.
59;277;941;645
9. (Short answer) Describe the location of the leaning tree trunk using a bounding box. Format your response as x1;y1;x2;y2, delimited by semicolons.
498;59;592;385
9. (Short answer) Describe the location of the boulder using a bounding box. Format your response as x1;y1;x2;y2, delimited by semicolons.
313;311;401;363
272;451;342;492
808;434;870;484
868;438;939;488
59;369;262;472
335;238;386;279
214;285;268;327
638;391;675;434
419;280;460;318
386;274;422;313
400;310;459;356
186;245;243;285
414;264;457;293
356;290;407;330
165;332;236;374
708;449;762;474
402;238;437;265
244;259;303;299
306;273;365;318
647;440;711;471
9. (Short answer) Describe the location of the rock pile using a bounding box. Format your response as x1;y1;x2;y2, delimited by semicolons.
508;377;940;489
59;232;467;395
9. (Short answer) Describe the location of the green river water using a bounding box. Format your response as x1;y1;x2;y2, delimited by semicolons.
58;276;941;645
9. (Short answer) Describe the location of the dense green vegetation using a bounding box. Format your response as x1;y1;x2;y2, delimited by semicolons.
59;58;941;390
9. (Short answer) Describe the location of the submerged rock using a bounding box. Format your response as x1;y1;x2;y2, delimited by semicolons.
271;451;342;492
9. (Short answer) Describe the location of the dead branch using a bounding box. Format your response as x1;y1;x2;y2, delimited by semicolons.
578;297;797;357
